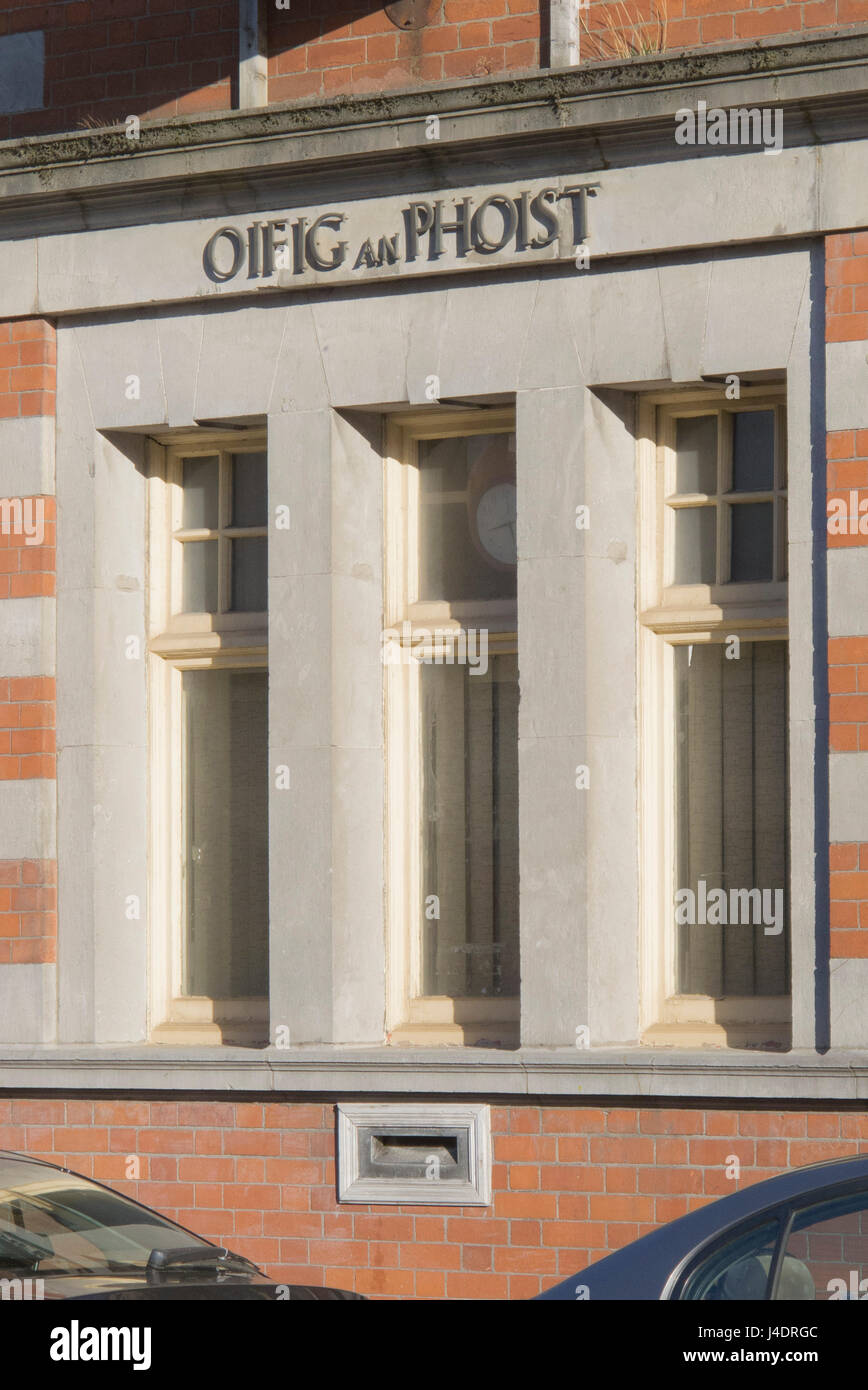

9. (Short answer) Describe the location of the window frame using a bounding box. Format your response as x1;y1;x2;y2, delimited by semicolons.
667;1211;788;1301
660;402;787;592
667;1176;868;1301
146;431;269;1045
384;409;519;1046
637;389;790;1048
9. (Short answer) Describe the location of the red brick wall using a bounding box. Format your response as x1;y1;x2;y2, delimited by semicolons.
0;678;56;777
581;0;867;61
268;0;541;104
0;316;58;970
0;859;57;964
829;842;868;957
0;0;237;140
826;233;868;344
0;508;56;602
827;636;868;746
0;320;56;420
5;1;867;140
826;234;868;960
1;1100;866;1298
2;0;540;136
826;432;868;555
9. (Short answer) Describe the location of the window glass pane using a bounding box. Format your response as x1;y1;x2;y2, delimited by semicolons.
183;669;268;999
232;451;267;528
732;410;774;492
420;653;519;998
680;1220;780;1300
730;501;774;582
182;456;219;530
779;1194;868;1301
674;641;789;998
231;536;267;612
675;415;717;495
418;434;516;602
673;506;716;585
182;539;218;613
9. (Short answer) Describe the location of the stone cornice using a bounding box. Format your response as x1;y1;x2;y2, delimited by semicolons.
0;27;867;232
1;1048;868;1101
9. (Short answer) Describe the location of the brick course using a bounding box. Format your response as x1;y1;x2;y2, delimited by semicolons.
0;499;56;600
828;636;868;750
829;839;868;950
0;859;57;963
1;1099;866;1297
829;842;868;956
0;678;56;778
826;233;868;343
0;321;56;419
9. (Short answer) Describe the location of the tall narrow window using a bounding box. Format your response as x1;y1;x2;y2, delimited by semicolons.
386;411;519;1046
674;640;788;997
421;655;519;999
148;437;269;1045
183;668;268;999
639;394;789;1046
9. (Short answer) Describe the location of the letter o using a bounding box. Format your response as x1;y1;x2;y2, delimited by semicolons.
471;195;519;254
203;226;244;282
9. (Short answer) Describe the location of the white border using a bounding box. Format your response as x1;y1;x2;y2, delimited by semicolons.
337;1102;492;1206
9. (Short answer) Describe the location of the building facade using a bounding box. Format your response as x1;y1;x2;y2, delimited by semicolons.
2;0;868;1297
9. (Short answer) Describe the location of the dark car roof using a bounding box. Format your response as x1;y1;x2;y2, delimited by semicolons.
537;1154;868;1300
0;1151;77;1171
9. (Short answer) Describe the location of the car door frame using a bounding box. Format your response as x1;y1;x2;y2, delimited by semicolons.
663;1175;868;1301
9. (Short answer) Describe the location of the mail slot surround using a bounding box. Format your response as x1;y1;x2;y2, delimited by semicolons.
337;1103;491;1206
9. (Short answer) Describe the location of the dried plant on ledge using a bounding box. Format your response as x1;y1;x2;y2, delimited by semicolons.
581;1;670;62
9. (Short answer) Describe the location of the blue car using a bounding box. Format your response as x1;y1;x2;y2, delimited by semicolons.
538;1155;868;1300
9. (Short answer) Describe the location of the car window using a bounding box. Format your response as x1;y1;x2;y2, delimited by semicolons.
776;1190;868;1300
678;1219;781;1300
0;1159;209;1277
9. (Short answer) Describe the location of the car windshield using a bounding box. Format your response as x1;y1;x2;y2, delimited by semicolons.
0;1158;213;1277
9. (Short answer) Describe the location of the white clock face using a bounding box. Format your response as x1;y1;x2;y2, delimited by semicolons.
476;483;517;565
